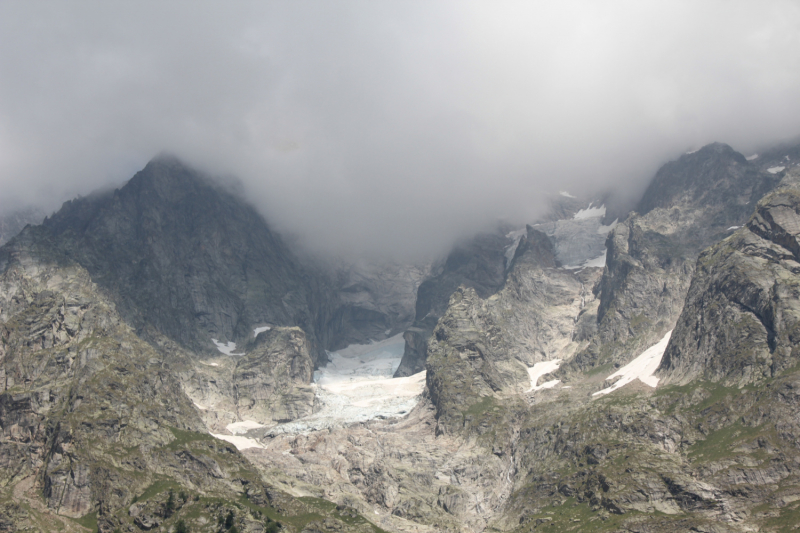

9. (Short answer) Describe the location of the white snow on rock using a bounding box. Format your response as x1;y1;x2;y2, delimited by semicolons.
746;154;759;161
768;166;786;174
573;203;606;220
593;330;672;397
212;339;244;356
526;359;562;392
727;226;741;231
226;420;267;435
211;433;264;450
686;148;699;155
268;334;425;435
253;326;271;337
559;191;576;198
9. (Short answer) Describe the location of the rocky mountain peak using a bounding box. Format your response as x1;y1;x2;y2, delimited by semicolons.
637;142;771;216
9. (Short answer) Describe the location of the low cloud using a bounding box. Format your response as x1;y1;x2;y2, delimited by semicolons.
1;1;799;259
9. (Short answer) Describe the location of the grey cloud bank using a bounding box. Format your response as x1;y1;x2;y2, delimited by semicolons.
1;1;799;259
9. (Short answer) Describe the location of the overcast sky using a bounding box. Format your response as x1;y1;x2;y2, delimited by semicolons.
1;1;799;259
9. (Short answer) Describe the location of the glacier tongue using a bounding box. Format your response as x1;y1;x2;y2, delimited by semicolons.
268;334;426;436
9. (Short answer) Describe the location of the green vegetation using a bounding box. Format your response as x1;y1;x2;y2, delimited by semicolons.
72;511;97;532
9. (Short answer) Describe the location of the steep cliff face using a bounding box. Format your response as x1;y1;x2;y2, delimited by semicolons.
325;260;432;350
394;232;509;377
425;227;601;435
659;188;800;386
43;155;335;364
0;227;261;528
183;326;316;432
568;143;781;373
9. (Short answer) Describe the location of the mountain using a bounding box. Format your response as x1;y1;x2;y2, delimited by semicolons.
42;155;334;364
4;142;800;532
0;226;389;533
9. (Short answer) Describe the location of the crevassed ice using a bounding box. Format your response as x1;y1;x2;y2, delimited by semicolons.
268;333;426;436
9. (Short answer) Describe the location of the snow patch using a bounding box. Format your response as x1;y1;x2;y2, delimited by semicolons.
559;191;576;198
768;166;786;174
253;326;271;337
211;433;264;450
593;330;672;397
526;359;562;392
212;339;244;356
226;420;267;435
746;154;759;161
727;226;741;231
573;203;606;220
686;148;699;155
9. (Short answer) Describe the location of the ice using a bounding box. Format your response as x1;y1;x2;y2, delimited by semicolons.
559;191;576;198
253;326;271;337
583;250;607;268
768;166;786;174
593;330;672;397
212;339;244;356
563;250;606;270
211;433;264;450
269;334;425;435
573;203;606;220
597;218;618;234
226;420;267;435
526;359;562;392
746;154;759;161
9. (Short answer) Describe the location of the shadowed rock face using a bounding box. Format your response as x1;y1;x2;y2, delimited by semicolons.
394;232;509;377
659;189;800;386
42;155;336;364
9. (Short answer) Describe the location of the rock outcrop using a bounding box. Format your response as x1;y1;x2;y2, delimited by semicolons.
659;188;800;386
394;231;509;377
567;143;781;374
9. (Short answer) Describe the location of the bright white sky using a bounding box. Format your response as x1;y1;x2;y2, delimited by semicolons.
2;1;799;259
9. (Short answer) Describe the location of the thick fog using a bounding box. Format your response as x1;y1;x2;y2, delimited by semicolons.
1;1;799;259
